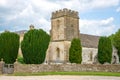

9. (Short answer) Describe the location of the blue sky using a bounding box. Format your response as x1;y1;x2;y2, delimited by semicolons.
0;0;120;36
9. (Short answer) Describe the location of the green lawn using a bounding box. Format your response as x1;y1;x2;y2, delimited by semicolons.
6;72;120;76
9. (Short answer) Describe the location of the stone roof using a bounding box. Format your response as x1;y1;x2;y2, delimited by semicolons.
80;33;100;48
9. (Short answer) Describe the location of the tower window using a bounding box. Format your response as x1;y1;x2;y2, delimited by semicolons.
71;24;73;27
56;48;60;58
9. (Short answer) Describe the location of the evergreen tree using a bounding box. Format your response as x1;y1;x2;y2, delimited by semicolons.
98;37;112;64
21;29;50;64
0;31;19;64
69;38;82;63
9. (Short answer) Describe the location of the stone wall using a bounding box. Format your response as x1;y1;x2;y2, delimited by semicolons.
45;41;71;63
14;63;120;73
82;47;98;64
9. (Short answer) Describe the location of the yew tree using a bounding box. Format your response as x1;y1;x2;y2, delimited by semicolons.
0;31;19;64
98;36;112;64
21;29;50;64
69;38;82;63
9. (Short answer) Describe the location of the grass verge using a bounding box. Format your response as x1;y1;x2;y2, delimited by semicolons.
6;72;120;76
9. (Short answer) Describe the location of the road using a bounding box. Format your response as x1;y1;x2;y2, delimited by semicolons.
0;76;120;80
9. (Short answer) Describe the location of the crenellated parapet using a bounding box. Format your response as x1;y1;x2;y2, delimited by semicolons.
51;8;79;19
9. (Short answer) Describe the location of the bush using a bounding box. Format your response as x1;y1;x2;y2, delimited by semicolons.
98;36;112;64
17;56;25;64
69;38;82;63
0;31;19;64
21;29;50;64
113;29;120;61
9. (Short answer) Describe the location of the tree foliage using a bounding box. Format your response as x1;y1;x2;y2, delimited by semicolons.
69;38;82;63
0;31;19;64
113;29;120;61
21;29;50;64
98;36;112;64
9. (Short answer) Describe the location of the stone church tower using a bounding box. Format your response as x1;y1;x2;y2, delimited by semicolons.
45;8;80;63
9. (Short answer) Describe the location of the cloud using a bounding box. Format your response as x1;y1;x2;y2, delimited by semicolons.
58;0;120;11
80;17;116;36
116;7;120;12
0;0;7;6
38;18;50;33
0;0;119;35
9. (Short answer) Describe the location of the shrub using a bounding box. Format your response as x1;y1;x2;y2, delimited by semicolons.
69;38;82;63
0;31;19;64
17;56;25;64
21;29;50;64
98;36;112;64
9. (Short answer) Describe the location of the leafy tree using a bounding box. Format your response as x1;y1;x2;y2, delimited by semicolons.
98;37;112;64
113;29;120;61
21;29;50;64
69;38;82;63
0;31;19;64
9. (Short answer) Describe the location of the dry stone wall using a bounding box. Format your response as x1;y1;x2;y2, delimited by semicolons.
14;63;120;73
0;62;120;73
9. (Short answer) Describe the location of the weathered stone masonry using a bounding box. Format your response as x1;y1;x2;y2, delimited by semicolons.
13;63;120;73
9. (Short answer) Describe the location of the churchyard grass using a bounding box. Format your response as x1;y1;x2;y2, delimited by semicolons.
6;72;120;76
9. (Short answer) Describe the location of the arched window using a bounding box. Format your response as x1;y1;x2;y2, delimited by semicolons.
56;48;60;58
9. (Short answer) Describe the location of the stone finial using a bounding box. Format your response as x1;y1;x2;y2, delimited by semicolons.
0;58;4;64
14;59;18;64
29;24;35;30
1;58;3;61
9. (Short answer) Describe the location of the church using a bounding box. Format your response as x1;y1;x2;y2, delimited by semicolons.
45;8;119;64
18;8;119;64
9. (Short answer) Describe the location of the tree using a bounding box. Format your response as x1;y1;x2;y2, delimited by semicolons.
98;36;112;64
109;34;115;44
113;29;120;61
0;31;19;64
21;29;50;64
69;38;82;63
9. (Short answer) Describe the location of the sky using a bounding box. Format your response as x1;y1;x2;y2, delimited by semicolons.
0;0;120;36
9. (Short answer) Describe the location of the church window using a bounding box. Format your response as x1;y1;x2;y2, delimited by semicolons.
56;48;60;58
